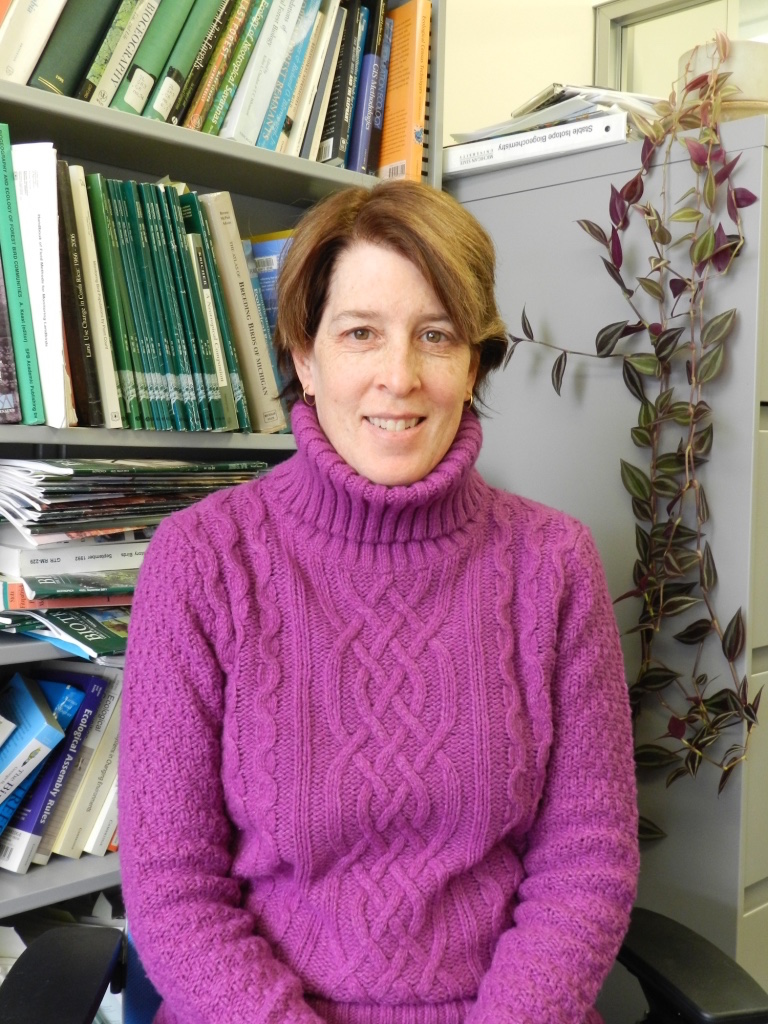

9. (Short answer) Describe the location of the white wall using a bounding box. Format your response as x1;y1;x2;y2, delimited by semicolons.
442;0;595;144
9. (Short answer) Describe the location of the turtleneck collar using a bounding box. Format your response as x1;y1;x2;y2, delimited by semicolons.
262;403;488;564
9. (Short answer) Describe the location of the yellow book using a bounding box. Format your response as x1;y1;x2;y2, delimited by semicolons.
376;0;431;182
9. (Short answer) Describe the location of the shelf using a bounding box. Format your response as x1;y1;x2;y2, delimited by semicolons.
0;637;68;667
0;423;298;452
0;852;120;919
0;80;375;206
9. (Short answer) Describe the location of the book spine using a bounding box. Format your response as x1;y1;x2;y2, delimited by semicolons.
199;191;286;433
200;0;272;136
83;775;118;856
345;0;386;173
243;241;289;421
75;0;141;101
155;184;212;430
68;164;125;428
139;182;201;429
277;0;338;156
85;173;144;429
0;254;22;423
217;0;303;145
182;0;253;131
0;0;68;84
0;539;150;578
110;0;197;115
441;112;629;179
0;124;45;424
27;0;124;97
164;186;230;430
0;675;64;801
256;0;322;151
167;0;235;125
377;0;431;181
107;176;171;428
299;2;345;161
89;0;163;107
317;0;360;166
0;676;105;874
56;159;105;428
366;12;391;175
10;141;69;428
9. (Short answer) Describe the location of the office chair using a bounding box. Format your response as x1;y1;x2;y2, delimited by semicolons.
2;906;768;1024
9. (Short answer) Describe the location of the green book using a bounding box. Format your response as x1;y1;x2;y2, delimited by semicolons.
110;0;197;114
201;0;272;135
180;192;251;432
121;180;187;430
106;177;170;430
28;0;124;96
0;124;45;425
85;173;145;430
75;0;141;101
138;182;202;430
154;185;212;430
143;0;231;121
163;186;231;431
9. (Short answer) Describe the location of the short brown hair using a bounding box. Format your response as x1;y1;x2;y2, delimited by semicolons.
274;179;508;407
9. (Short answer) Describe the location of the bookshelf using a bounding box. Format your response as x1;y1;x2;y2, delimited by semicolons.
0;0;445;922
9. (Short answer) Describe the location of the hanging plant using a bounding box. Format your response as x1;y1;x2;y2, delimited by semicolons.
508;34;761;836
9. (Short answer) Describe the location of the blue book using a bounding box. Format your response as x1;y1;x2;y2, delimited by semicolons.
0;669;109;873
0;681;84;837
0;675;66;803
249;229;294;340
257;0;323;150
366;13;392;175
342;3;368;168
345;0;386;173
242;239;290;422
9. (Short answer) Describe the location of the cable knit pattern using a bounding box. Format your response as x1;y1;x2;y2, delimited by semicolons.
119;404;639;1024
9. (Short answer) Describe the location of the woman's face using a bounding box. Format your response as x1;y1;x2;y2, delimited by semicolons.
293;242;477;487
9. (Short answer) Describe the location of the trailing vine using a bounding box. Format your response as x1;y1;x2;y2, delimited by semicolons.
508;34;762;835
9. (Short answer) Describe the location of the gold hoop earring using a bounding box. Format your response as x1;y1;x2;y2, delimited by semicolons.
302;388;316;407
465;393;474;410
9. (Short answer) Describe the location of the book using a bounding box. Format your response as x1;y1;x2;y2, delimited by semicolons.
256;0;322;151
12;142;72;430
199;191;287;433
27;0;124;96
83;773;117;856
167;0;236;126
0;0;68;84
181;0;255;132
0;674;65;802
345;0;386;173
0;670;104;873
69;164;125;428
89;0;163;107
200;0;273;136
33;662;122;865
76;0;142;102
18;606;131;662
317;0;362;166
85;172;144;429
275;0;339;156
299;0;346;161
0;678;84;842
110;0;197;114
139;182;201;429
366;11;392;174
217;0;304;146
0;577;134;612
442;111;629;179
21;568;140;599
50;690;122;857
143;0;232;122
248;228;292;340
0;530;151;578
377;0;431;181
0;123;45;424
56;159;105;428
0;240;22;424
180;191;250;431
242;240;289;417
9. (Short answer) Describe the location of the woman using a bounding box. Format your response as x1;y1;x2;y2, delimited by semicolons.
120;179;639;1024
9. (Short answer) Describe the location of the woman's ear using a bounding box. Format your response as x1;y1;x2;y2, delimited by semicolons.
292;346;314;394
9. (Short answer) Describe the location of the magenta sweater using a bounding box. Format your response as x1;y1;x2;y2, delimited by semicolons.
120;404;639;1024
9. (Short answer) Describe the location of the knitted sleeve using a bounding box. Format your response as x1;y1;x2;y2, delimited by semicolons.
469;523;640;1024
118;511;323;1024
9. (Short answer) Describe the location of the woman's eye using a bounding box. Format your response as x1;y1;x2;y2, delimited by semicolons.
423;330;447;344
351;328;371;340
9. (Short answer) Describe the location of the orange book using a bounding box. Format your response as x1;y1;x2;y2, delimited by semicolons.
0;580;134;613
376;0;431;182
0;0;16;30
182;0;254;132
